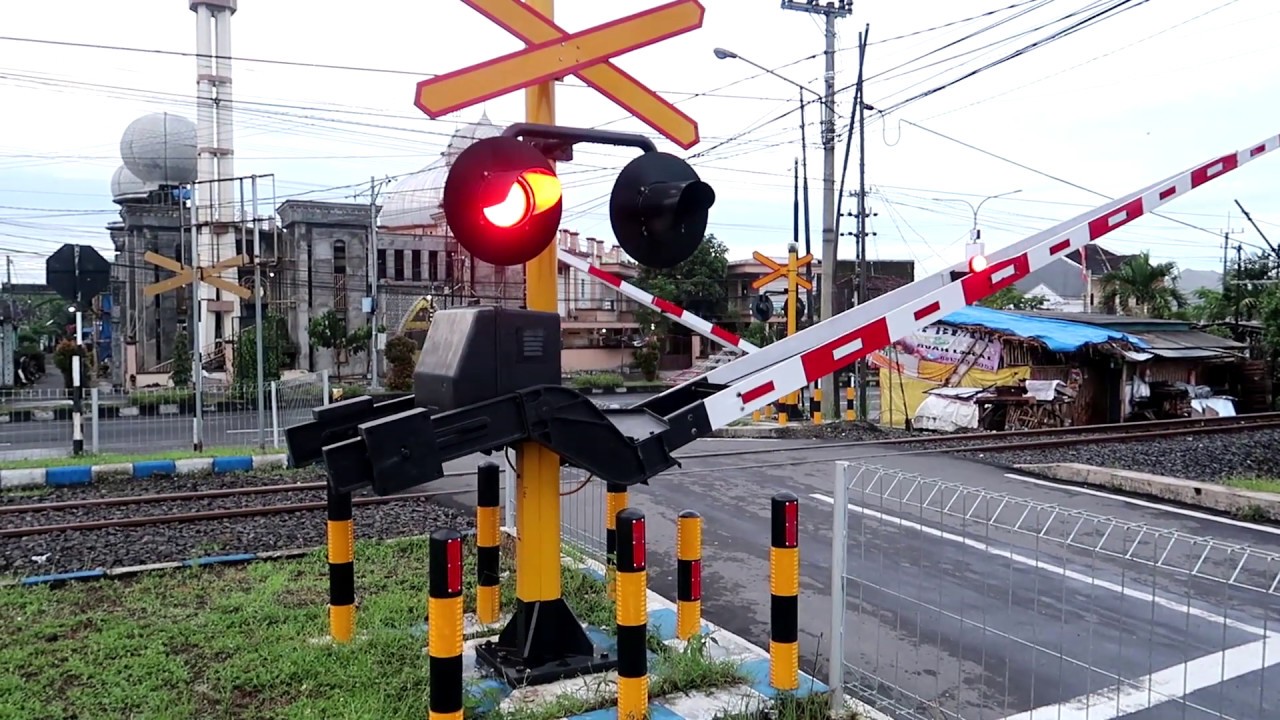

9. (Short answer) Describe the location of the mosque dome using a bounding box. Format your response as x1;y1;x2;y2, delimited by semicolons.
110;165;159;204
377;112;502;230
119;112;198;185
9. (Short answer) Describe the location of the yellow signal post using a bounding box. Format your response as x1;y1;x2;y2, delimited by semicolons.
751;246;812;422
516;0;562;610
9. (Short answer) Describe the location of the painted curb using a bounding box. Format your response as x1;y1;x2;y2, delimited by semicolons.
1017;462;1280;522
0;453;290;489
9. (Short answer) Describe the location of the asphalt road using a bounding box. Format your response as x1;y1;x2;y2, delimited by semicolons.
434;439;1280;720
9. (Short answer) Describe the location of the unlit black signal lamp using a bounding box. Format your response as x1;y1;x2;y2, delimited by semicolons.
610;152;716;269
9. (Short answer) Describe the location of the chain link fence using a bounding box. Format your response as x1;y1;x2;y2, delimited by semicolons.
0;371;331;459
829;461;1279;720
496;462;607;564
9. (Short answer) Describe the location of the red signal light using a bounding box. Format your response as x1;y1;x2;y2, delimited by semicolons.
443;137;563;267
483;169;562;228
968;254;989;273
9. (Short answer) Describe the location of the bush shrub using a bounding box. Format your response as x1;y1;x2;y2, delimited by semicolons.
570;372;625;390
384;335;418;392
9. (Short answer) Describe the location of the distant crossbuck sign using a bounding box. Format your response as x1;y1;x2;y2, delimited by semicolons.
751;251;813;291
413;0;704;149
143;251;253;299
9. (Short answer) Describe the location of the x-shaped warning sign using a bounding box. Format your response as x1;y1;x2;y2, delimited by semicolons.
415;0;703;149
143;251;253;299
751;251;813;291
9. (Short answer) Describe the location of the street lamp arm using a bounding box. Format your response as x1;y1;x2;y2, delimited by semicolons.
712;47;824;102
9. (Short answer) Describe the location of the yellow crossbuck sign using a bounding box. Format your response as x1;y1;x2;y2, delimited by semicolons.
751;250;813;291
142;251;253;299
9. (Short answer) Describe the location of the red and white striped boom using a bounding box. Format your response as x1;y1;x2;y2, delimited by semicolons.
671;133;1279;429
559;251;758;353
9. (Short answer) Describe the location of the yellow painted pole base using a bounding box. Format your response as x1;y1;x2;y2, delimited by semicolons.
617;674;650;720
476;584;500;625
769;640;799;690
677;599;701;641
329;603;355;644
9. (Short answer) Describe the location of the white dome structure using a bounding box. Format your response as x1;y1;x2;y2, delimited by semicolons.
110;165;158;204
377;112;502;230
119;112;198;185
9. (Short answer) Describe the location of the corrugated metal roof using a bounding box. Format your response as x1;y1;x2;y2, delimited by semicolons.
1130;330;1247;360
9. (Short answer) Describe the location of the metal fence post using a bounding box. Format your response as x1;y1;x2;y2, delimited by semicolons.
322;369;332;406
90;387;100;455
830;463;849;715
270;381;280;448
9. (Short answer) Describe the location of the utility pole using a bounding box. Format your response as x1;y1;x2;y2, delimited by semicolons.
853;28;870;422
1235;242;1244;324
782;0;852;422
367;176;383;390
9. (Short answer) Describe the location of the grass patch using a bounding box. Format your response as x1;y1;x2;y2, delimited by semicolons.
0;446;269;471
0;535;601;719
2;535;753;719
715;692;854;720
1222;475;1280;494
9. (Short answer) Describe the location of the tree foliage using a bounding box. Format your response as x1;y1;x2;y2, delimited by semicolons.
383;335;418;392
740;321;777;348
1099;251;1187;318
233;316;285;397
308;310;371;380
170;330;192;389
979;287;1047;312
632;234;730;335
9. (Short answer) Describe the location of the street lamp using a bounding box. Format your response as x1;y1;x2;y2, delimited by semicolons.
931;189;1023;243
712;48;826;105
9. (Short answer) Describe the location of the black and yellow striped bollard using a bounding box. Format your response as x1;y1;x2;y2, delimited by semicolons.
606;482;629;600
811;387;823;425
677;510;702;640
770;491;800;691
428;529;464;720
476;461;501;624
777;393;791;426
326;486;355;643
845;385;856;421
616;508;649;719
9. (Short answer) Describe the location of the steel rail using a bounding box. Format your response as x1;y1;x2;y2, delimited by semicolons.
0;488;469;539
5;412;1275;517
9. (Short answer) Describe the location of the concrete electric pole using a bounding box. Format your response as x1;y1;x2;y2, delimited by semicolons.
782;0;851;421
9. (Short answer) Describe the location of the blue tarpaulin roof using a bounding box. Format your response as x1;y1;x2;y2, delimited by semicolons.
939;305;1149;352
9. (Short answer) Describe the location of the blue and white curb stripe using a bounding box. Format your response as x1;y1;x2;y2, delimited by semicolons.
0;453;288;489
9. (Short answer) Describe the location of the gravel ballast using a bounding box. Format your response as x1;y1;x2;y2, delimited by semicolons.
1;467;474;578
949;427;1280;483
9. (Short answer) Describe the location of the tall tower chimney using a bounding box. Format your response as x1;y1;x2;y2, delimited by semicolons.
190;0;239;349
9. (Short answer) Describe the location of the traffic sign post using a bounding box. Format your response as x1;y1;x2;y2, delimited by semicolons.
415;0;704;149
45;243;112;457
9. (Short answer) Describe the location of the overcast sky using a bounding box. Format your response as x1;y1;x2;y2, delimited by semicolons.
2;0;1278;284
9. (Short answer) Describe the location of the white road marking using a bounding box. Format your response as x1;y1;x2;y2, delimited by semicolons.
809;492;1267;635
813;492;1278;718
995;638;1276;720
1004;472;1280;538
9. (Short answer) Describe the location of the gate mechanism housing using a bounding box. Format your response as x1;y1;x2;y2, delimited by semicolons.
285;306;716;496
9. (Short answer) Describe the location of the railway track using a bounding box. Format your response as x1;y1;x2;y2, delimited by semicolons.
4;412;1277;539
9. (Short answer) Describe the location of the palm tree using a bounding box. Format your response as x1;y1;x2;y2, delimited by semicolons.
1099;252;1187;318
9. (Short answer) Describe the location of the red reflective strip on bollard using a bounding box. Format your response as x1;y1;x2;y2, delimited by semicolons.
632;517;646;570
784;500;798;547
690;559;702;600
446;537;463;595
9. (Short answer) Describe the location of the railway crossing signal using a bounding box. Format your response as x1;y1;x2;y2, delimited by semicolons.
142;251;253;299
751;248;812;336
442;125;717;270
414;0;704;149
